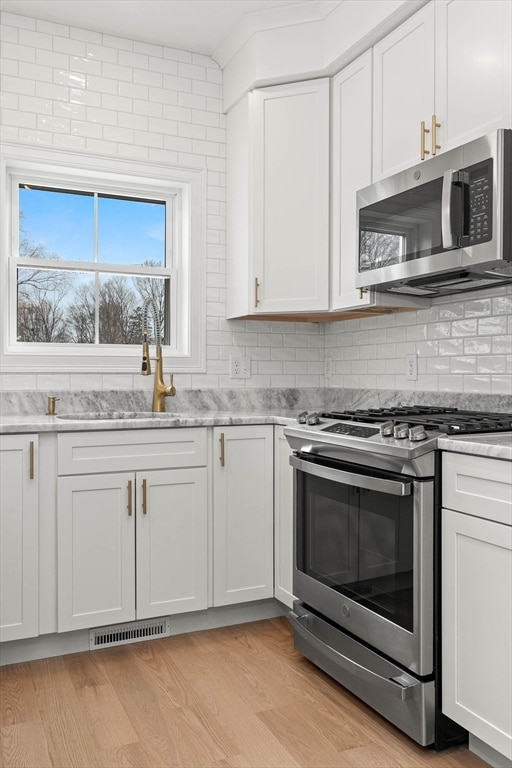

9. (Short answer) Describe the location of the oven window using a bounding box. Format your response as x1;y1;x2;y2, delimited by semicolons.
297;471;414;632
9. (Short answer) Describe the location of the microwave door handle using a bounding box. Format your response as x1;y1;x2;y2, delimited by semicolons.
441;169;460;250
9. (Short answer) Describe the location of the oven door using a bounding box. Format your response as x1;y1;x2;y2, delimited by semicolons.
291;453;434;676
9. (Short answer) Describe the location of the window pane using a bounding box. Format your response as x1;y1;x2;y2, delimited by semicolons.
97;195;166;266
19;186;94;262
17;267;75;342
132;276;168;345
98;274;169;345
16;268;169;346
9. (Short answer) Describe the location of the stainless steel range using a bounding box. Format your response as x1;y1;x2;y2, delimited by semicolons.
284;406;512;749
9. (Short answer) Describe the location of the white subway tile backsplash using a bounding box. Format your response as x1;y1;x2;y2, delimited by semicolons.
53;36;85;56
19;28;52;50
493;295;512;314
451;357;477;374
478;316;508;335
463;375;491;394
59;70;87;88
464;337;492;355
477;356;507;374
493;335;512;354
2;40;37;62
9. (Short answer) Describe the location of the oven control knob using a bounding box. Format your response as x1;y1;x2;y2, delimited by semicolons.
342;604;350;618
379;420;394;437
297;411;308;424
409;425;428;442
307;412;320;425
393;422;409;439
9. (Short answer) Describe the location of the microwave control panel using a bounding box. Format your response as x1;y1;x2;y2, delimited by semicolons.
467;159;492;245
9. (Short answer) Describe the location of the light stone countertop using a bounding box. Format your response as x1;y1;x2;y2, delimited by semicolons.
0;411;299;435
438;432;512;461
1;409;510;460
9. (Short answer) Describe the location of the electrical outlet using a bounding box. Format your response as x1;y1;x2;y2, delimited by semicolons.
230;355;251;379
405;353;418;381
324;357;333;379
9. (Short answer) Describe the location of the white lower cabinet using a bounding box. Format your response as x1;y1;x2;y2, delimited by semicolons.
212;426;274;606
442;452;512;762
0;435;39;642
58;472;136;631
274;426;295;608
136;468;207;620
57;429;208;632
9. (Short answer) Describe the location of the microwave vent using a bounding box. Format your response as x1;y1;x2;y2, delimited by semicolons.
388;285;437;296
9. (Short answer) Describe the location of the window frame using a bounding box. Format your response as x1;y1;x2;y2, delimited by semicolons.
0;143;206;374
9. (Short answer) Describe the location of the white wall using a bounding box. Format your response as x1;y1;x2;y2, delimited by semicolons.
0;10;323;394
1;10;510;397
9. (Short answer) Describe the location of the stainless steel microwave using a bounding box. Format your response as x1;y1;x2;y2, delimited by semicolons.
356;129;511;296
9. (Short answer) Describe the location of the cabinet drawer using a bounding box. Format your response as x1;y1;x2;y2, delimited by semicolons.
442;452;512;525
57;428;207;475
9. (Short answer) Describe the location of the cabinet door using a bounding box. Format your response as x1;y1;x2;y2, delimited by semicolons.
331;51;373;310
57;473;136;632
274;426;295;608
213;426;274;606
442;508;512;760
373;4;435;180
252;79;329;313
435;0;512;153
0;435;39;642
136;468;207;618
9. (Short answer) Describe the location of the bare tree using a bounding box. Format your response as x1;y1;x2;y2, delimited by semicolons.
17;221;74;342
99;277;140;344
359;230;402;271
66;282;96;343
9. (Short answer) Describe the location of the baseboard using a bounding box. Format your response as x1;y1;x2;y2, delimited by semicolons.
0;599;286;666
469;734;512;768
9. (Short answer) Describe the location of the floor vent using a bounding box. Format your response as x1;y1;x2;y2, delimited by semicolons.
89;618;171;650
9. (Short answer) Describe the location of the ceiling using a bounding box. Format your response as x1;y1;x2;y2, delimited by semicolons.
0;0;316;58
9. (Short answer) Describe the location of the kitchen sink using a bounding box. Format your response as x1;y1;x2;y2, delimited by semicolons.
56;411;181;420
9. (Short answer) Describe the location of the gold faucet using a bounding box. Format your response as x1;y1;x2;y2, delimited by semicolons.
141;297;176;412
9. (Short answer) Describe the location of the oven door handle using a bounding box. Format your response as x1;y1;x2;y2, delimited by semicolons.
290;455;411;496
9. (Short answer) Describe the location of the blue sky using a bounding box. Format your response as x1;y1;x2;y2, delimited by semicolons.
19;186;166;266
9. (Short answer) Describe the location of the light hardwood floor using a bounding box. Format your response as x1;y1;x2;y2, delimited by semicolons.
0;617;488;768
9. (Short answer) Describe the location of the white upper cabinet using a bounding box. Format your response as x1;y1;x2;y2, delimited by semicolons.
252;79;330;313
373;0;512;181
373;5;435;180
435;0;512;152
227;79;330;317
331;52;373;310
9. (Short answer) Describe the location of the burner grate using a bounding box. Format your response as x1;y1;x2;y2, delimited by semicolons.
319;406;512;435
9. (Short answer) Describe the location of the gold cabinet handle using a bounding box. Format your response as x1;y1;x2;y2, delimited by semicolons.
142;478;148;514
29;440;34;480
254;277;260;308
420;120;430;161
219;432;225;467
431;114;441;156
127;480;133;516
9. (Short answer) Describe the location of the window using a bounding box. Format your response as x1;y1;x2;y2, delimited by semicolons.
18;185;171;346
1;145;206;373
